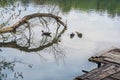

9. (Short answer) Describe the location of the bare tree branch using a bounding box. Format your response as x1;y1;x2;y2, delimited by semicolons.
0;13;67;33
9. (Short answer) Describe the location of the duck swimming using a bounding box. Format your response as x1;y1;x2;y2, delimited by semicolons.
70;32;75;38
42;30;51;37
76;32;82;38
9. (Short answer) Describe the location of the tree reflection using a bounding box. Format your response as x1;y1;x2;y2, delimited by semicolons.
0;1;67;79
0;0;67;54
0;1;67;62
0;0;120;18
0;15;66;79
0;26;66;52
0;58;32;80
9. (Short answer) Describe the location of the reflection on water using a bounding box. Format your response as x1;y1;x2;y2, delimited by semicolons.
0;57;32;80
0;0;120;80
0;0;120;17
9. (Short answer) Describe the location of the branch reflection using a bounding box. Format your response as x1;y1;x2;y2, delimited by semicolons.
0;24;66;52
0;2;67;79
0;57;32;80
0;14;67;63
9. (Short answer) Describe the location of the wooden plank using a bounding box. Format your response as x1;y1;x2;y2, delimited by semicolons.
102;77;115;80
88;65;120;80
75;64;110;80
88;56;108;64
110;51;120;55
102;77;118;80
111;72;120;79
101;52;120;64
75;64;120;80
74;49;120;80
108;48;120;53
89;50;120;64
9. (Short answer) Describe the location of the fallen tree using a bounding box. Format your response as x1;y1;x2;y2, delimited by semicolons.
0;13;67;54
0;13;67;33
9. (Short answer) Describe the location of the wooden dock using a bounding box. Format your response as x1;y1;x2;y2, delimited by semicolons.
74;48;120;80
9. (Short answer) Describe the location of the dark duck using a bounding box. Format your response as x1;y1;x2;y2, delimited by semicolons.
76;32;82;38
70;32;75;38
42;30;52;37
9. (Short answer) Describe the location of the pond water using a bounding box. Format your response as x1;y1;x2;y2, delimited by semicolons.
0;0;120;80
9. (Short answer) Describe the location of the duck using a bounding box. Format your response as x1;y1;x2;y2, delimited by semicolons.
70;32;75;38
42;30;52;37
76;32;82;38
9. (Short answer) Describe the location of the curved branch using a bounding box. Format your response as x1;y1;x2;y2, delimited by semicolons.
0;13;67;33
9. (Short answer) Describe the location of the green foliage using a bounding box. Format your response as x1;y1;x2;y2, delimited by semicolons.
0;0;120;17
42;0;120;17
0;0;17;7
